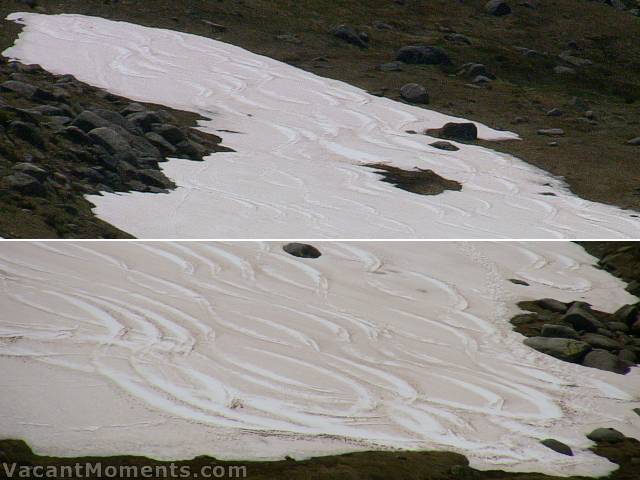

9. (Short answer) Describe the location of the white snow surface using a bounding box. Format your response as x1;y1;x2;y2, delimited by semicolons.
1;241;639;476
3;13;640;239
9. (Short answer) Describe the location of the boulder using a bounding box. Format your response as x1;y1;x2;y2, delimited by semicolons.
396;45;452;65
581;333;622;350
283;243;322;259
0;80;37;99
541;324;579;339
378;61;404;72
8;121;44;148
127;111;162;132
400;83;429;104
618;349;637;364
438;122;478;141
136;169;172;189
523;337;591;362
631;319;640;336
562;302;602;332
627;137;640;146
153;124;186;144
330;25;368;48
88;127;131;155
11;162;47;181
72;110;111;132
145;132;177;156
430;141;459;151
586;428;625;443
582;350;629;374
485;0;512;16
614;303;639;325
540;439;573;456
94;109;140;134
535;298;569;313
3;172;45;196
120;102;147;117
62;126;92;145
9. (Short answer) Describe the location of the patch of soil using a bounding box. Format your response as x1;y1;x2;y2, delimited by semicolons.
365;162;462;195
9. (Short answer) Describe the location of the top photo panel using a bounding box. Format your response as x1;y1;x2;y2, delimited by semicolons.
0;1;639;239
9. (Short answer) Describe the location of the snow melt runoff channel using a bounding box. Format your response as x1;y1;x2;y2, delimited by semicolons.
3;12;640;239
1;242;639;476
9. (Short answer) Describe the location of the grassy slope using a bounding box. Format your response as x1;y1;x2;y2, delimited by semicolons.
2;0;639;215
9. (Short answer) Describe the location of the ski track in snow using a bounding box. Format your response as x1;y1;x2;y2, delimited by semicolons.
1;242;639;476
3;13;640;238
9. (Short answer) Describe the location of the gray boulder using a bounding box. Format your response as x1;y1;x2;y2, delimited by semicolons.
582;350;629;374
0;80;37;99
145;132;177;156
586;428;625;443
396;45;452;65
88;127;131;155
523;337;591;362
8;121;44;148
400;83;429;104
614;303;639;325
11;162;47;181
581;333;622;350
3;172;45;196
485;0;512;16
618;349;637;364
627;137;640;146
378;61;404;72
541;324;579;339
72;111;111;133
562;302;602;332
536;298;569;313
127;111;162;132
153;124;186;144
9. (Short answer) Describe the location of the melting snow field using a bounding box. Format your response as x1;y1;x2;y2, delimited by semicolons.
1;241;639;476
3;13;640;239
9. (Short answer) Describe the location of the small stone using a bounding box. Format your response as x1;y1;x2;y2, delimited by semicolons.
400;83;429;104
554;66;576;75
586;428;625;443
546;108;564;117
430;141;459;151
283;243;322;259
508;279;529;286
378;61;404;72
485;0;512;16
626;137;640;146
330;25;368;48
540;439;573;456
538;128;565;136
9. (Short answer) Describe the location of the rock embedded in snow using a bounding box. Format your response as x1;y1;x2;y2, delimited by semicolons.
430;141;460;151
541;439;573;456
535;298;569;313
282;243;322;259
523;337;591;362
396;45;452;65
399;83;429;104
582;350;629;374
587;428;626;443
580;333;622;350
485;0;512;16
436;122;479;142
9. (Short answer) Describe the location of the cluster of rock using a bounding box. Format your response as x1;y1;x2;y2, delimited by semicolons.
512;298;639;374
0;58;226;200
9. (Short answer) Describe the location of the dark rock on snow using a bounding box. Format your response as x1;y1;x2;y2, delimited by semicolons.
582;350;629;374
283;243;322;259
586;428;626;443
540;439;573;456
438;122;478;141
523;337;591;362
430;141;460;151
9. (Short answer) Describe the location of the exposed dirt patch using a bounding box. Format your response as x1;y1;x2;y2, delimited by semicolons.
365;162;462;195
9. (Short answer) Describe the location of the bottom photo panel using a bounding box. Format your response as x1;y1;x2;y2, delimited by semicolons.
0;241;639;480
